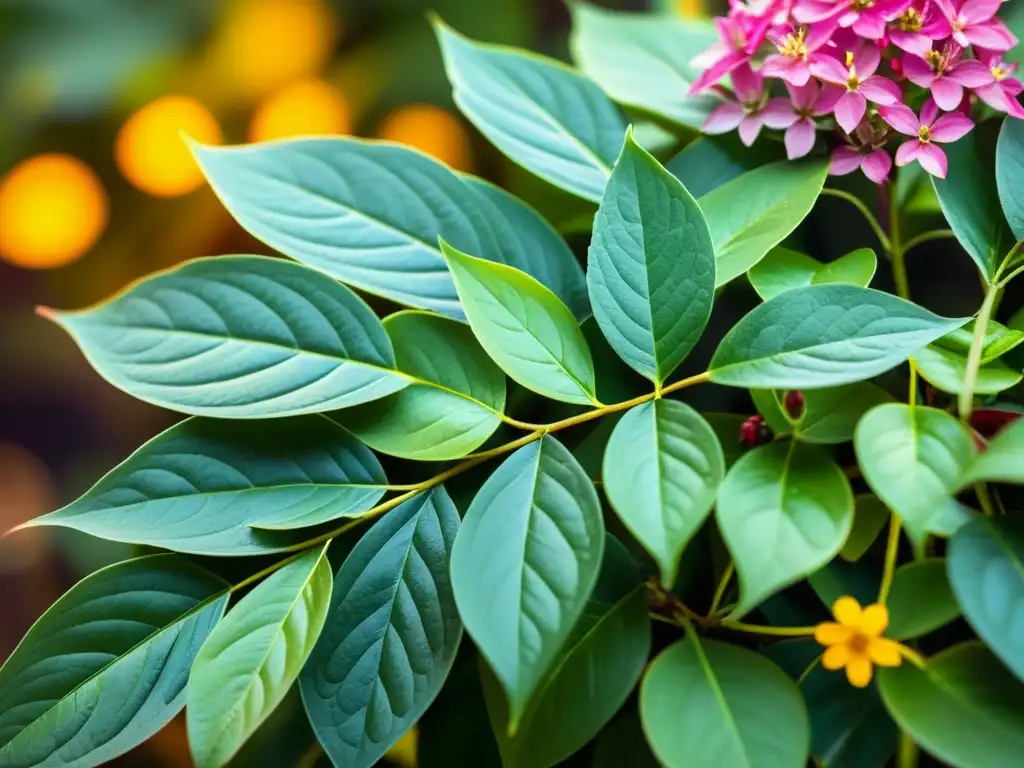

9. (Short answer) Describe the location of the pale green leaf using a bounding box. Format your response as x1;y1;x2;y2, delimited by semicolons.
717;440;853;616
840;495;890;562
709;285;967;389
587;130;715;384
0;555;228;767
751;382;893;445
748;247;877;302
188;546;333;768
300;488;462;768
886;559;960;640
337;311;507;460
603;400;724;588
451;435;605;730
933;319;1024;364
913;345;1022;396
640;636;810;768
957;416;1024;487
442;240;598;405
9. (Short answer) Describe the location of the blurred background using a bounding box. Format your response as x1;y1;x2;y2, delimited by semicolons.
0;0;701;765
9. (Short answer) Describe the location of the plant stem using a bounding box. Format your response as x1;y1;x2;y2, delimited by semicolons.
708;562;734;616
898;733;919;768
902;229;955;254
959;283;1000;423
888;187;910;300
975;483;996;517
878;516;902;603
821;188;892;253
717;621;818;637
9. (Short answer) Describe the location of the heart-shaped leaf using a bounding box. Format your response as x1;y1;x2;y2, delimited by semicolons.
188;545;333;768
587;130;715;384
699;159;829;286
948;516;1024;682
442;240;598;405
300;487;462;768
717;440;853;616
640;636;810;768
338;311;507;460
748;247;877;302
42;256;409;418
0;555;228;767
434;19;626;202
451;435;605;730
603;399;724;588
192;139;586;319
18;416;387;554
855;404;976;544
709;285;967;389
886;559;960;640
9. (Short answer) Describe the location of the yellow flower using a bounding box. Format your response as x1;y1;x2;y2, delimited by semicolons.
814;596;903;687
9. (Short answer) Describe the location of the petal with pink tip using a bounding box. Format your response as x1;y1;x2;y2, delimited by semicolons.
793;0;846;24
812;85;845;115
731;63;763;102
916;142;949;177
860;76;902;105
738;113;766;146
930;0;959;19
930;112;976;142
689;51;748;95
785;118;818;159
853;13;887;40
763;98;799;129
704;102;746;134
920;97;940;126
862;149;893;183
762;56;812;86
930;77;965;110
812;55;852;85
830;146;864;176
835;91;867;133
961;0;1002;25
786;81;821;110
853;42;883;77
949;60;996;87
895;140;922;166
889;30;936;58
902;55;939;88
965;22;1018;51
879;103;920;135
806;17;842;50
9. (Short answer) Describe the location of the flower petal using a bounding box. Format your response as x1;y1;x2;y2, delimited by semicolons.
786;80;821;110
786;118;818;159
930;112;976;142
830;146;864;175
732;63;764;103
976;83;1024;118
813;85;845;115
689;51;748;95
853;42;883;78
868;637;904;667
835;91;867;133
815;622;854;646
860;76;902;105
862;149;893;183
794;0;846;24
961;0;1001;25
853;13;887;39
833;595;864;627
965;22;1018;52
917;142;949;178
703;101;746;134
763;98;800;129
950;59;996;88
845;655;874;688
879;103;920;135
890;30;937;58
895;139;922;166
822;643;851;670
812;54;852;84
931;77;965;110
902;54;938;88
921;97;940;127
859;603;890;635
738;113;765;146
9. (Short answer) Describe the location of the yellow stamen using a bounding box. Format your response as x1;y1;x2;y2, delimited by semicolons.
918;125;931;142
779;27;809;59
925;50;943;74
992;65;1008;81
898;8;922;32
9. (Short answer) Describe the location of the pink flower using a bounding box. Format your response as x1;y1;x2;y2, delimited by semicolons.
888;1;941;57
690;17;759;94
794;0;912;39
762;21;840;86
764;81;844;157
813;44;903;132
879;99;976;177
926;0;1018;51
969;50;1024;117
703;65;773;146
902;43;994;110
830;145;894;182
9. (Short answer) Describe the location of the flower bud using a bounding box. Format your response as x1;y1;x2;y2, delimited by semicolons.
739;415;773;447
784;390;805;420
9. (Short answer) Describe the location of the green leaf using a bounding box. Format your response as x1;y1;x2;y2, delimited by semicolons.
958;416;1024;487
300;487;462;768
913;345;1022;396
0;555;228;767
709;285;967;389
191;139;586;319
704;412;751;469
878;643;1024;768
933;318;1024;364
567;3;720;131
933;132;1014;281
716;440;853;616
451;435;605;730
42;256;408;418
840;495;891;562
948;516;1024;682
640;636;810;768
188;546;333;768
587;130;715;384
752;382;893;445
441;240;598;405
996;117;1024;244
801;666;898;768
886;559;960;640
699;159;829;286
666;135;783;199
416;655;501;768
593;708;660;768
855;404;976;544
434;19;626;202
603;400;724;588
19;416;386;554
337;311;507;460
481;536;650;768
748;247;877;302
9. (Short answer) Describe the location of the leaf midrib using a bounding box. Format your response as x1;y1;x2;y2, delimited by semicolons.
691;637;754;768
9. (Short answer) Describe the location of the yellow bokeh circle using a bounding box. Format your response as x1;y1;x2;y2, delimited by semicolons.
249;78;351;142
377;104;472;172
115;94;222;197
0;154;108;269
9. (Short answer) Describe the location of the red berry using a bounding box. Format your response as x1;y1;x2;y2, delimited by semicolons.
740;415;773;447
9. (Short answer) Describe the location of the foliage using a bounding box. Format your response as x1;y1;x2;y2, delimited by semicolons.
5;2;1024;767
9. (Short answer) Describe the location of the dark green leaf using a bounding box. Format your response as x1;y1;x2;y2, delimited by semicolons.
451;435;605;730
996;116;1024;244
886;559;960;640
840;495;891;562
300;488;462;768
592;708;660;768
958;417;1024;487
0;555;228;767
666;135;782;199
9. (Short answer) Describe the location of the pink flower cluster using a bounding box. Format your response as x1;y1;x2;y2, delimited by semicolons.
691;0;1023;181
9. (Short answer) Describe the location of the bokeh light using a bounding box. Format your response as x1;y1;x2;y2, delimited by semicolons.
0;442;55;573
248;78;352;142
212;0;338;100
377;104;473;171
0;154;108;269
677;0;704;17
115;94;222;197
